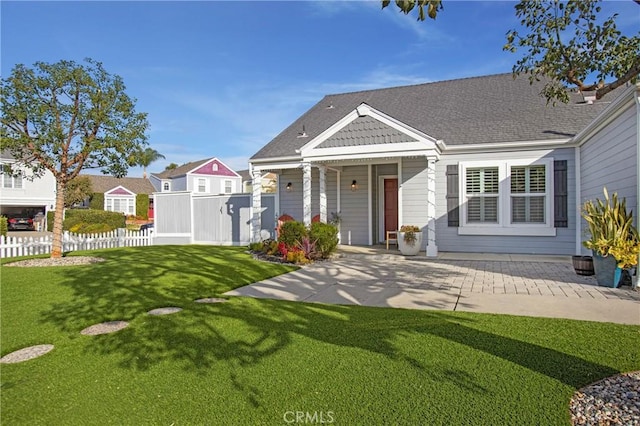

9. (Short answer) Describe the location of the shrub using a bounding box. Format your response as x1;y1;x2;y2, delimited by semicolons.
136;194;149;220
89;193;104;210
69;223;113;234
249;242;264;252
286;249;309;265
309;222;339;259
278;221;307;248
47;211;55;231
0;216;7;237
63;209;125;232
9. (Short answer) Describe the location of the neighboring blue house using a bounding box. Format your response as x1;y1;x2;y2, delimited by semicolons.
248;74;639;256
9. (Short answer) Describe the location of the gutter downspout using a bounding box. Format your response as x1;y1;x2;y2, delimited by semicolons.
575;146;582;255
635;86;640;289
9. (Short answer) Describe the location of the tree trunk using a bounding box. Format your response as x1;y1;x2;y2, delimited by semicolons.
51;179;67;258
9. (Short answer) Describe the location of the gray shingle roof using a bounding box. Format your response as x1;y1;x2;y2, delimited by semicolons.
152;158;211;179
251;73;621;160
83;174;156;194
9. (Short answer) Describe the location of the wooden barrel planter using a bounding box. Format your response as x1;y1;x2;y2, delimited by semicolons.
572;255;595;276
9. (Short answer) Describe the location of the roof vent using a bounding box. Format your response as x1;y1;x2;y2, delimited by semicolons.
581;90;597;105
297;125;308;138
326;104;335;109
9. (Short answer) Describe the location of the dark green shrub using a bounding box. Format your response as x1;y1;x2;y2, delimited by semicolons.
136;194;149;220
278;221;307;248
0;216;7;237
89;193;104;210
69;222;113;234
248;242;264;252
63;209;125;232
309;222;339;259
47;211;60;232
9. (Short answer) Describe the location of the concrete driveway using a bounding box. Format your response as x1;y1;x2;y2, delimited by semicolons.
227;249;640;325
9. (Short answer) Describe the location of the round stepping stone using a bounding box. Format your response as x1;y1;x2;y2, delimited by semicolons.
81;321;129;335
147;307;182;315
0;344;54;364
194;298;228;304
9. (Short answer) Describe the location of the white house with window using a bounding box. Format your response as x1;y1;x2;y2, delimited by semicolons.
84;175;156;218
149;157;242;195
0;150;56;220
248;74;639;256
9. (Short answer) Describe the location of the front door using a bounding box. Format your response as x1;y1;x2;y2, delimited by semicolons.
384;179;398;235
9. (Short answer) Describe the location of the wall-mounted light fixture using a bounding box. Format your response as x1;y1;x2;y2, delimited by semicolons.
286;182;293;192
351;180;358;191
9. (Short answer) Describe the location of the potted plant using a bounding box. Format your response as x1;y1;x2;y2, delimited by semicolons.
398;225;422;256
582;188;640;287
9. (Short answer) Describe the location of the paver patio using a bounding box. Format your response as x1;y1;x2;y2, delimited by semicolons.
227;248;640;325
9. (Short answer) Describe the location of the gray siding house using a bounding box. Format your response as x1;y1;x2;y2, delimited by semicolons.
248;74;639;256
150;157;242;195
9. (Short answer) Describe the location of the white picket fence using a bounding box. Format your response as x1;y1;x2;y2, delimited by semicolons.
0;229;153;259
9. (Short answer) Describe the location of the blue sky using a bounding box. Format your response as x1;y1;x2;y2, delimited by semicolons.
2;1;638;177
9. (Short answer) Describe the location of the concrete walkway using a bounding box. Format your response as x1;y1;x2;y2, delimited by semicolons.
227;247;640;325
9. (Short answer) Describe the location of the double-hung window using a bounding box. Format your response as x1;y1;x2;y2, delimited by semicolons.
510;165;546;224
1;163;23;189
197;178;207;193
224;180;233;194
459;158;554;236
465;167;499;223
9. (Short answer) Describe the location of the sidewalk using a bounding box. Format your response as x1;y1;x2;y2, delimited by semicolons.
227;250;640;325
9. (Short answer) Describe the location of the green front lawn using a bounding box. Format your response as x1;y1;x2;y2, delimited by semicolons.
1;246;638;425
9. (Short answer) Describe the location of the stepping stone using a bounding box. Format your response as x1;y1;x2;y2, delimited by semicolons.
194;298;228;304
81;321;129;335
147;307;182;315
0;344;54;364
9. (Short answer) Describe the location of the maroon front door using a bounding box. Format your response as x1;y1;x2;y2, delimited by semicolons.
384;179;398;234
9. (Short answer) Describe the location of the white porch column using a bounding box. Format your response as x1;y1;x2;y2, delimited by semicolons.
302;162;312;226
319;165;327;223
251;169;262;243
426;157;438;257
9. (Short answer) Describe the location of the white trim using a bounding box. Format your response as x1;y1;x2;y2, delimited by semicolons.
187;157;242;178
305;142;439;160
304;149;439;164
368;164;372;245
105;185;135;196
426;157;438;257
458;227;557;236
251;162;302;172
250;155;301;165
458;158;555;236
398;158;403;229
573;83;638;146
154;233;191;238
299;103;441;160
440;139;572;154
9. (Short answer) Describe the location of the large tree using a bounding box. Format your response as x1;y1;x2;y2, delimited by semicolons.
382;0;640;103
131;147;165;178
1;58;148;258
64;176;93;208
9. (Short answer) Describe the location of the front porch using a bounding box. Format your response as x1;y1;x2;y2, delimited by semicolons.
250;157;439;256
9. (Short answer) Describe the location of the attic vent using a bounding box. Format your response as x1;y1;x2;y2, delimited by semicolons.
325;104;335;109
581;91;597;105
297;125;308;138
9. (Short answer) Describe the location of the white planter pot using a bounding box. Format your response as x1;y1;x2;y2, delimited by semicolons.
398;232;422;256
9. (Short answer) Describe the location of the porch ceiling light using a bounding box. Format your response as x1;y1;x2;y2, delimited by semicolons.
286;182;293;192
351;180;358;191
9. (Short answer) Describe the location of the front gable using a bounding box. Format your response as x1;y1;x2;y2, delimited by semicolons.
105;185;135;196
299;103;441;162
189;158;240;177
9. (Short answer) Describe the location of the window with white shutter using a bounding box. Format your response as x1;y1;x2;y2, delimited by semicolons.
465;167;499;223
510;165;546;224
